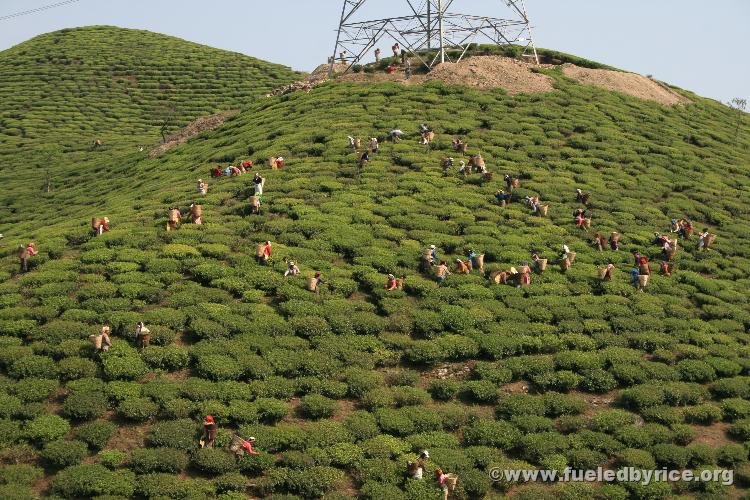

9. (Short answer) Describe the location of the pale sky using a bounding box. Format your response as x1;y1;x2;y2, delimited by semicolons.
0;0;747;104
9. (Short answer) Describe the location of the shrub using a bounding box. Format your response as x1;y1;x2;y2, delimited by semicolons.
463;418;520;449
683;404;723;425
141;345;190;371
129;447;189;473
579;368;618;393
75;420;116;450
722;398;750;421
461;380;499;403
566;448;606;469
58;356;98;381
299;394;337;420
196;355;243;381
117;397;159;421
8;355;57;379
717;444;747;467
215;472;248;493
254;397;290;424
651;443;690;468
191;448;239;475
592;409;636;433
41;439;89;468
135;472;194;499
687;443;716;467
429;379;460;400
24;414;70;444
0;394;21;419
147;419;197;451
0;464;44;485
283;466;345;497
98;449;126;469
496;393;547;418
51;464;135;498
62;391;109;420
344;368;384;398
641;405;683;425
344;411;380;441
13;378;59;403
101;353;148;380
677;359;717;383
617;448;656;469
392;386;431;407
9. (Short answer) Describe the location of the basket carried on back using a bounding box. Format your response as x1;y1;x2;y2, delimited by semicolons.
539;205;549;217
307;277;318;292
475;254;485;272
560;258;571;272
566;252;577;264
89;334;102;350
598;268;608;280
490;271;507;284
639;275;649;288
169;209;181;223
191;205;202;217
706;234;716;248
536;259;547;272
584;218;592;229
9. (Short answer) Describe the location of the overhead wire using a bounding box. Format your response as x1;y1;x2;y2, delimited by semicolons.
0;0;83;22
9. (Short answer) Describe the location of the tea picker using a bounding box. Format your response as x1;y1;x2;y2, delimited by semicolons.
90;326;112;354
230;434;260;458
18;242;38;273
135;322;150;349
257;241;272;265
200;415;217;449
435;260;451;284
284;261;300;277
406;450;429;480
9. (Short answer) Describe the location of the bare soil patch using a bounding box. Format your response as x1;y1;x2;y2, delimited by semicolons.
106;422;151;452
149;110;239;158
692;422;732;447
562;64;690;106
340;55;555;95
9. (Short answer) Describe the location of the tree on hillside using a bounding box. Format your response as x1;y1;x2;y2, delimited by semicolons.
156;101;178;144
37;145;61;193
729;97;747;142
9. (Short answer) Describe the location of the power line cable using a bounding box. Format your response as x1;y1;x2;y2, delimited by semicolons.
0;0;83;22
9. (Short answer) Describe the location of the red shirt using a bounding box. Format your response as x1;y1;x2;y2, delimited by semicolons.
241;440;259;455
262;245;272;257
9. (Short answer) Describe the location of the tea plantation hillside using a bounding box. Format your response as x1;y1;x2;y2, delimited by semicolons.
0;26;301;158
1;47;750;499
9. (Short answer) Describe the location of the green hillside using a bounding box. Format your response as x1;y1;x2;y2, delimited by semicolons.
1;31;750;499
0;26;301;158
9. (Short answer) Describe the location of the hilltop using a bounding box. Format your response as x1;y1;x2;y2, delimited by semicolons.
0;26;301;158
0;28;749;499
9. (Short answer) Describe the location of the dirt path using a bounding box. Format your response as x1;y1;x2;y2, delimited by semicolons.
340;55;555;94
149;110;239;158
562;64;690;105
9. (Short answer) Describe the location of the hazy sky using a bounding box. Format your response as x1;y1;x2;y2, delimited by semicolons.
0;0;747;104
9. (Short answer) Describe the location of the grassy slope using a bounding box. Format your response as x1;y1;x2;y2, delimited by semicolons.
1;45;750;498
0;26;301;238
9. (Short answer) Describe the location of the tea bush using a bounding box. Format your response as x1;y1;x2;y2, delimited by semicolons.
0;27;748;498
40;439;89;468
129;447;189;474
75;420;116;450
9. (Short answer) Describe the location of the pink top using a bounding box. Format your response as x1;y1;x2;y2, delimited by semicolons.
241;440;260;456
437;473;447;485
27;246;39;256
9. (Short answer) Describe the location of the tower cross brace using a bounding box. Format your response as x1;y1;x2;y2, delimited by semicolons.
330;0;539;75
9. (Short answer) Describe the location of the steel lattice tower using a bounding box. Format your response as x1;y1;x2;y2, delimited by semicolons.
330;0;539;75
